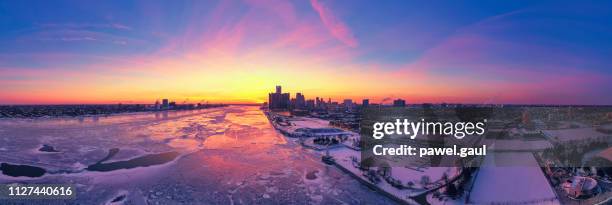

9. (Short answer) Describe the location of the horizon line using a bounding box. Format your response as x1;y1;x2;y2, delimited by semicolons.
2;102;612;107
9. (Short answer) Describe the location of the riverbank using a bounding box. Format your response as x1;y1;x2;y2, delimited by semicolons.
265;111;463;205
0;104;228;118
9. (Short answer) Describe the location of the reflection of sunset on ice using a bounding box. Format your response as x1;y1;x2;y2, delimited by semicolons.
0;106;394;204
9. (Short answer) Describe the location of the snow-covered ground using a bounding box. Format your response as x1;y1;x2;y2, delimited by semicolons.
271;114;606;205
482;139;554;151
272;114;461;204
468;152;560;204
543;128;610;144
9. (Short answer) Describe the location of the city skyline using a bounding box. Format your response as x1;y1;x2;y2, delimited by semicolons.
1;0;612;105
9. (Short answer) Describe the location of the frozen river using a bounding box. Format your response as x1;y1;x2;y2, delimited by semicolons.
0;106;395;204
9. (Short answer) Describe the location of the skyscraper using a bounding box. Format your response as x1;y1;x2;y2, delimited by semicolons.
154;100;160;110
162;99;169;109
295;92;306;109
393;99;406;107
362;99;369;107
268;86;290;110
306;99;315;110
343;99;352;107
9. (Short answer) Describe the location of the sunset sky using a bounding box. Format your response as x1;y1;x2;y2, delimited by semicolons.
1;0;611;105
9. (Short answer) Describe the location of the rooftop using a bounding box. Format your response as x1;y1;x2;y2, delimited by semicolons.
543;128;609;143
468;152;559;204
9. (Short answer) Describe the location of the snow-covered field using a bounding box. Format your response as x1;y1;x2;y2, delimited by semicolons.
0;106;395;204
468;153;560;204
272;114;582;205
273;114;462;204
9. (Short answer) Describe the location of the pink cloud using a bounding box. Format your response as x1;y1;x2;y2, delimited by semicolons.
173;0;301;58
310;0;358;48
273;23;329;49
244;0;297;26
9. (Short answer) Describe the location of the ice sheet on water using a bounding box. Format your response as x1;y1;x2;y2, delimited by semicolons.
0;106;397;204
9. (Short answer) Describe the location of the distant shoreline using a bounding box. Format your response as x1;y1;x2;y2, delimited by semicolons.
2;103;611;119
1;103;610;107
0;103;263;106
0;104;233;119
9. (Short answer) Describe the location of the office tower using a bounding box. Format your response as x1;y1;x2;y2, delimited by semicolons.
306;99;315;110
362;99;369;107
296;92;306;109
393;99;406;107
162;99;169;109
268;86;290;110
343;99;352;107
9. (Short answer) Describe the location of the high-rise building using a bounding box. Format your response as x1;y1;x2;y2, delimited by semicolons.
276;86;282;94
393;99;406;107
290;98;296;109
343;99;353;111
154;100;160;110
306;99;315;110
362;99;369;107
268;86;290;110
162;99;169;109
295;92;306;109
343;99;352;107
315;97;327;110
